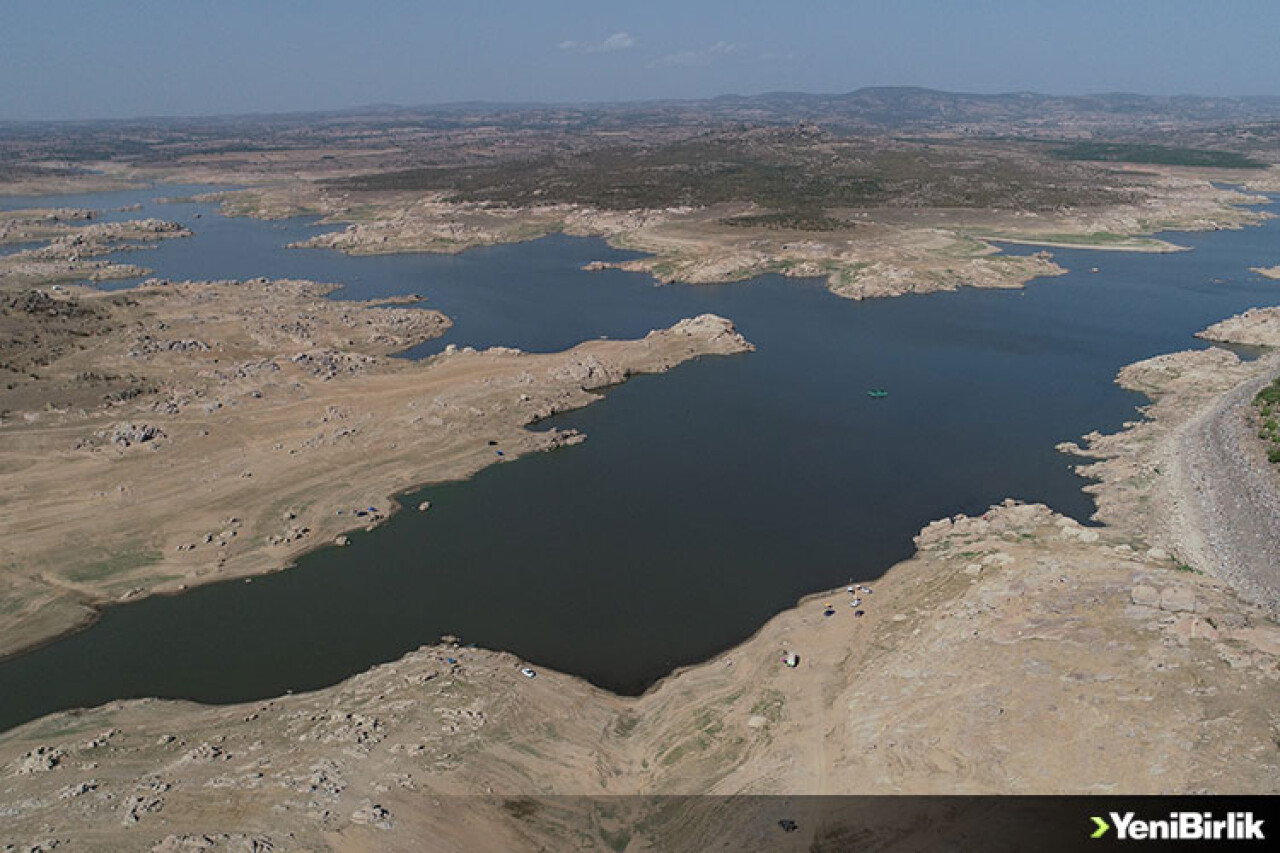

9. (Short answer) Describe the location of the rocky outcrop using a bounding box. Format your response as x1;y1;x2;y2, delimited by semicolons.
1197;306;1280;347
661;313;755;353
103;422;165;447
0;214;191;288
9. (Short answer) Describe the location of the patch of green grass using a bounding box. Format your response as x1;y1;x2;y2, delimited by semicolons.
660;741;692;766
1025;231;1145;246
505;740;542;758
649;260;678;279
501;797;541;820
27;715;100;740
600;827;632;853
66;548;161;583
1253;376;1280;464
1255;377;1280;407
836;262;870;285
750;689;786;724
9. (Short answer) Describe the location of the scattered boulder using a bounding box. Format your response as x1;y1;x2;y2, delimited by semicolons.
1159;587;1196;613
103;422;165;447
150;833;274;853
1130;585;1160;607
350;803;393;829
16;745;65;775
58;779;98;799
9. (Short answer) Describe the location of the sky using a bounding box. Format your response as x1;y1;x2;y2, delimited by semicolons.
2;0;1278;122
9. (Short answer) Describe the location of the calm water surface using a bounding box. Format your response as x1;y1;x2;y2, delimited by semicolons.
1;187;1278;730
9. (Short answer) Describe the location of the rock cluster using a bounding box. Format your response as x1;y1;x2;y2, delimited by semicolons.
128;337;210;357
102;422;165;447
15;746;65;775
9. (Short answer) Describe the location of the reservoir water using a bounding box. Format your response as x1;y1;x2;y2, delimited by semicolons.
1;187;1278;731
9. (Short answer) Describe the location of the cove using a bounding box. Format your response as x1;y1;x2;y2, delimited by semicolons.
1;188;1278;732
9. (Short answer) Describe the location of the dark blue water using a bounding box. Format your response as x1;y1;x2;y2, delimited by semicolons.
1;186;1278;731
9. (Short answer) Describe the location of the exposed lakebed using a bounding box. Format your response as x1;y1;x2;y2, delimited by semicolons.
1;188;1279;730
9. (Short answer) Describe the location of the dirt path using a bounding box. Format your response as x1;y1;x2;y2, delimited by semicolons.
1173;354;1280;612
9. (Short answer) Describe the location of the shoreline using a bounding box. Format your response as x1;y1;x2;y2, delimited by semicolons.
2;469;1277;847
0;265;753;663
143;162;1272;302
0;338;755;675
981;234;1189;253
0;201;1278;846
1;306;1276;717
1073;308;1280;609
0;177;1274;671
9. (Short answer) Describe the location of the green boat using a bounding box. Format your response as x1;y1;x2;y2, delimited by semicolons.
867;388;889;398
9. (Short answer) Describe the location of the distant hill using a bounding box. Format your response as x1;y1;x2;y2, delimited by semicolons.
6;87;1280;134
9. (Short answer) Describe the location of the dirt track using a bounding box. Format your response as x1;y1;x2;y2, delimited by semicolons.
1174;357;1280;612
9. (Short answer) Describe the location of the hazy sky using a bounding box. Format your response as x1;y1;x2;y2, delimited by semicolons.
2;0;1277;121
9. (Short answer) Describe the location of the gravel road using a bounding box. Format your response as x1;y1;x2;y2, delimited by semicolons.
1175;356;1280;613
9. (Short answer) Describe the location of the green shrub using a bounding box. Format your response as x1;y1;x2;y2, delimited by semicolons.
1255;377;1280;407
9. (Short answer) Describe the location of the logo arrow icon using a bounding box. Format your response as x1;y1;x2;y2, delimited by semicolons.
1091;816;1111;839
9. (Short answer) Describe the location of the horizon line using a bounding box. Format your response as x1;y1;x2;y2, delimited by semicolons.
4;85;1280;128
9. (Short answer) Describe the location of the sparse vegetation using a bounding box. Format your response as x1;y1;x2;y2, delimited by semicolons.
749;689;786;724
1051;142;1265;169
501;797;540;820
330;132;1145;216
600;826;631;852
1254;376;1280;464
722;210;861;231
67;548;162;583
612;712;639;738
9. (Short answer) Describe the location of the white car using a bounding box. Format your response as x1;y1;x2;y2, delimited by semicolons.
519;667;537;679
